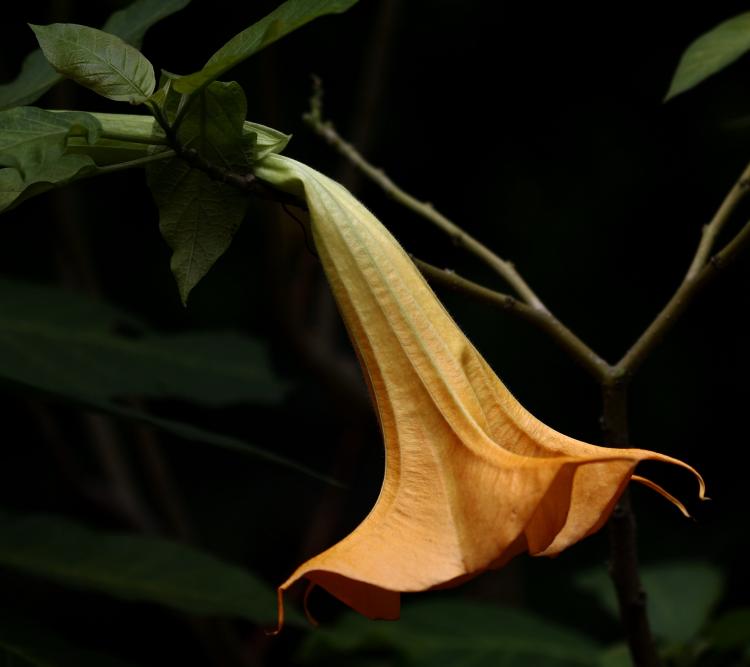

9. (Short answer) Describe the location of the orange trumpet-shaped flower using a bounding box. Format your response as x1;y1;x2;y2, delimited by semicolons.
256;154;705;629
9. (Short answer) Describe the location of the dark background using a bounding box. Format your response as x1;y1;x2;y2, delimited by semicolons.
1;1;749;665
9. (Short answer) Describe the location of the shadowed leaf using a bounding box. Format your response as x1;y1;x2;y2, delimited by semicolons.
178;81;249;168
0;512;298;626
301;599;601;667
0;279;341;483
0;278;285;405
0;51;59;112
102;0;191;47
576;561;724;644
147;82;252;303
147;159;248;304
85;398;341;485
0;156;95;213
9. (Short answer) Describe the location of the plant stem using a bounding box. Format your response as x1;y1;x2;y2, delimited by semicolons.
601;381;661;667
303;79;548;311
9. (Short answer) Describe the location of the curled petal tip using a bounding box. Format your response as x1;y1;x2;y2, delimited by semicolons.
303;582;320;627
265;587;285;637
631;475;691;518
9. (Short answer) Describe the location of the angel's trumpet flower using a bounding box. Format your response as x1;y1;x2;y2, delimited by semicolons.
256;154;704;629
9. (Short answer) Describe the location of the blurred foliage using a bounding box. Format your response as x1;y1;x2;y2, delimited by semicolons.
576;562;724;645
300;599;603;667
0;278;287;406
0;511;297;626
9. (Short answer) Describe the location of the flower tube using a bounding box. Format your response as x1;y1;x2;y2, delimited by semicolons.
255;154;705;629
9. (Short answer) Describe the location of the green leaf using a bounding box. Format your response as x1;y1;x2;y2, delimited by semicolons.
300;599;602;667
147;160;248;304
147;81;251;302
0;278;286;406
31;23;156;104
178;81;249;168
0;107;99;166
666;12;750;100
175;0;360;94
0;615;138;667
576;561;724;645
0;155;97;214
0;107;101;213
148;73;183;125
0;0;190;110
0;512;293;626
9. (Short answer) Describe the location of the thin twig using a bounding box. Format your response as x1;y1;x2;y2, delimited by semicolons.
412;257;611;381
684;161;750;281
303;81;750;386
303;77;548;312
616;217;750;378
614;160;750;378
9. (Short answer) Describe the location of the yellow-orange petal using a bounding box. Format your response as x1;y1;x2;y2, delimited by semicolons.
256;154;705;626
